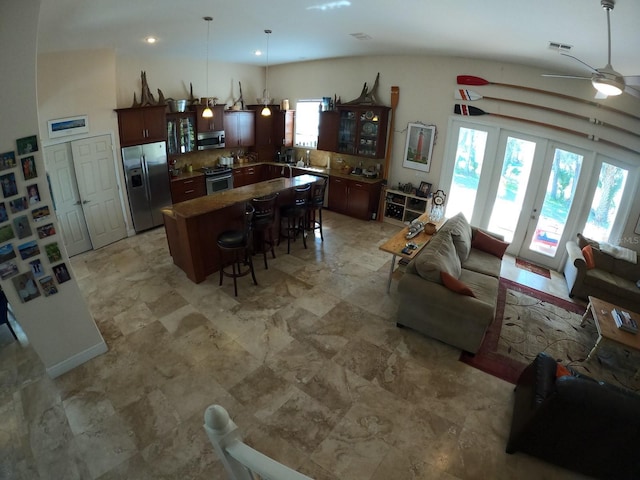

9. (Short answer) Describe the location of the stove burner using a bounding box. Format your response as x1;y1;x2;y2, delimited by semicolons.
201;166;232;176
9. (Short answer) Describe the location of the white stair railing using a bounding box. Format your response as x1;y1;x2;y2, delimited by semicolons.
204;404;315;480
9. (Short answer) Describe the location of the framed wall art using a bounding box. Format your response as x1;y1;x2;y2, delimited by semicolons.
47;115;89;138
402;123;436;173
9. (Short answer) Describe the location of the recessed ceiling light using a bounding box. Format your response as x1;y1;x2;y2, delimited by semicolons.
255;50;263;56
145;36;157;44
307;1;351;10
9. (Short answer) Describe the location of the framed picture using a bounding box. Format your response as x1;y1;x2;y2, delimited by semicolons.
0;151;16;171
32;205;51;222
29;259;44;278
53;262;71;284
0;202;7;223
0;260;18;280
16;135;38;155
27;184;40;205
21;155;37;180
47;115;89;138
13;215;32;239
12;271;41;303
416;181;432;198
37;223;56;239
1;172;18;198
39;275;58;297
9;197;28;213
0;224;15;243
402;123;436;173
0;243;16;263
45;242;62;263
18;240;40;260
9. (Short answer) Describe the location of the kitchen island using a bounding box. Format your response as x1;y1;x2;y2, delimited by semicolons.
162;174;323;283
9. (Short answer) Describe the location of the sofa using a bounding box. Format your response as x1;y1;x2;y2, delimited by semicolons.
564;233;640;312
506;352;640;479
396;213;508;353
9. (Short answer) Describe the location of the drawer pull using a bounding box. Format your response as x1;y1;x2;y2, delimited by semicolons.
185;189;195;194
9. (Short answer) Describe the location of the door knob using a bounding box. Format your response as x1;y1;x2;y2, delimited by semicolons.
82;200;90;204
74;201;81;205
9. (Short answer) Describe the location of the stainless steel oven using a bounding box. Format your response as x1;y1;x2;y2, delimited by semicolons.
201;166;233;194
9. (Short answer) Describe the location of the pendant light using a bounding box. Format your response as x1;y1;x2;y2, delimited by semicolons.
202;16;214;118
261;29;272;117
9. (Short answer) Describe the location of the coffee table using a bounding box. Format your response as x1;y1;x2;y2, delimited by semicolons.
378;213;445;293
581;296;640;360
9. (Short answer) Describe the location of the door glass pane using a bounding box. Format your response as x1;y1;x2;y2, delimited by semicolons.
529;148;583;256
582;162;628;242
487;137;536;242
445;127;488;220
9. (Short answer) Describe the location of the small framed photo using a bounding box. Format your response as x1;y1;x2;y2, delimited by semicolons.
45;242;62;263
0;202;7;223
1;172;18;198
32;205;51;222
37;223;56;239
403;123;436;173
0;260;18;280
18;240;40;260
27;184;40;205
0;151;16;171
12;271;41;303
29;258;44;278
0;224;15;243
0;243;16;262
16;135;38;155
416;181;432;198
9;197;28;213
53;262;71;284
13;215;32;239
21;156;37;180
39;275;58;297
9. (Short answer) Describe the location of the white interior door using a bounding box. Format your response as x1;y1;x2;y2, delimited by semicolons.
71;135;127;249
44;143;92;257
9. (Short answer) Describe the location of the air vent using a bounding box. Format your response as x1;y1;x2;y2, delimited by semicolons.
350;32;372;41
548;41;572;52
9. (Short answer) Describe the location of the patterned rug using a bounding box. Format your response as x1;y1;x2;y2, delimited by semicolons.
460;278;640;391
514;257;551;278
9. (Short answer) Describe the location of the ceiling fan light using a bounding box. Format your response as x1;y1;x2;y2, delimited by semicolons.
202;107;213;118
592;77;623;96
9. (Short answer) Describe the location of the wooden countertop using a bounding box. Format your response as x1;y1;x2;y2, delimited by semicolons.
166;174;323;218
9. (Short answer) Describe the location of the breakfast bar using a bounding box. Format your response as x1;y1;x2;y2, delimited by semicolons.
162;174;322;283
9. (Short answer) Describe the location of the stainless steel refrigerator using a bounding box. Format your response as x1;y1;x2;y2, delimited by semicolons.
122;141;172;232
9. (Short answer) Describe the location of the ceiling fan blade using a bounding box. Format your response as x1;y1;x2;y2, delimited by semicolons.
560;52;599;73
542;74;591;80
624;84;640;99
594;91;608;99
623;75;640;86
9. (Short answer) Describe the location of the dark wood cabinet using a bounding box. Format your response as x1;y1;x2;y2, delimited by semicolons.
194;105;225;133
328;175;381;220
317;110;339;152
170;175;206;203
224;111;255;148
166;112;196;160
336;106;390;158
116;106;167;147
233;165;264;188
248;105;295;162
264;164;283;180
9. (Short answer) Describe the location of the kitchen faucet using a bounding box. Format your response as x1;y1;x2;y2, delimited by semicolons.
280;164;292;178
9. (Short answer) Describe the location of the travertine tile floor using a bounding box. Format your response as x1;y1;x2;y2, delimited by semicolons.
1;211;592;479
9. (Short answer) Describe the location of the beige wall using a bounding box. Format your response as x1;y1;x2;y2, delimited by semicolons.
1;0;106;377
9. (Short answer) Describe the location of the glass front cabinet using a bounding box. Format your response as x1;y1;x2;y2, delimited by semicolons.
336;105;390;159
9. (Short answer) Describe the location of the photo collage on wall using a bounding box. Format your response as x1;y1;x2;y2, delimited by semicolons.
0;135;69;302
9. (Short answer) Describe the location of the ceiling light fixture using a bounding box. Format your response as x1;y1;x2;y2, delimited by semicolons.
592;72;623;96
202;16;214;118
260;29;272;117
145;36;157;44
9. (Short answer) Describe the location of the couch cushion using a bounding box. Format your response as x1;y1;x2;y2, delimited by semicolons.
471;230;509;259
413;231;461;283
458;269;499;307
441;271;475;297
440;212;473;261
462;248;503;278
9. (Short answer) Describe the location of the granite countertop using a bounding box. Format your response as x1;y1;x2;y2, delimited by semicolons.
166;174;323;219
170;171;205;182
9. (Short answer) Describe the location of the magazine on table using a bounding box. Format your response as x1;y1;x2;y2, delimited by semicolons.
612;308;638;333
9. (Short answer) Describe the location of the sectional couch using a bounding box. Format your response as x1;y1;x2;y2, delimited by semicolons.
396;213;509;353
564;233;640;312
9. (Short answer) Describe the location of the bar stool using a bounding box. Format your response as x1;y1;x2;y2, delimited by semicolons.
306;179;327;241
217;204;257;297
251;193;279;269
278;184;310;254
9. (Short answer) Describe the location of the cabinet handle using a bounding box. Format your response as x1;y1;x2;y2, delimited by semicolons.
184;180;194;184
185;189;195;194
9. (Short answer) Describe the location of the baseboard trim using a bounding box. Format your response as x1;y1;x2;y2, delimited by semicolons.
46;340;108;378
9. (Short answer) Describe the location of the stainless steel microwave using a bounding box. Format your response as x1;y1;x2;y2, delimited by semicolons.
197;130;225;150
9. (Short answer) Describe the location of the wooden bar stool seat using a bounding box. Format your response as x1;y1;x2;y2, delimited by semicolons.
217;204;257;297
306;179;327;241
251;193;279;269
278;184;310;254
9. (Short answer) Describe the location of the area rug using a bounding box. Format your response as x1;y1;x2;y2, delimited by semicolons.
460;278;640;392
515;257;551;278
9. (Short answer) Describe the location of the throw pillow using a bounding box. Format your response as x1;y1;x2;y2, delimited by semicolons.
556;363;572;378
440;271;475;297
471;230;510;259
582;245;596;269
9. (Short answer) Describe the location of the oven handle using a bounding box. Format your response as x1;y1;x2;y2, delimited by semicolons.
205;174;232;181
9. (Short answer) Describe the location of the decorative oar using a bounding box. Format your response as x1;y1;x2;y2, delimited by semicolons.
457;75;640;123
377;86;400;222
455;89;640;140
453;104;640;155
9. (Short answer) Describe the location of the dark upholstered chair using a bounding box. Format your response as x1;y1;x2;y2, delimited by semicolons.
217;204;257;297
306;179;327;241
251;193;279;269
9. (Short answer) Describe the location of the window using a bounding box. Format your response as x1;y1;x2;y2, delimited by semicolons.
294;99;321;148
582;161;628;243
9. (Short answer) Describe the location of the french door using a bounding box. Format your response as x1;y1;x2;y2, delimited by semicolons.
441;118;637;271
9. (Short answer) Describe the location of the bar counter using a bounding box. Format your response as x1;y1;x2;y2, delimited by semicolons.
162;174;322;283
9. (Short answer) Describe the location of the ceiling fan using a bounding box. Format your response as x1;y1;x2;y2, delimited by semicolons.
543;0;640;99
